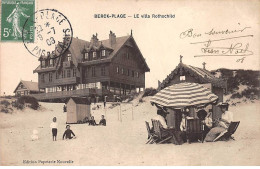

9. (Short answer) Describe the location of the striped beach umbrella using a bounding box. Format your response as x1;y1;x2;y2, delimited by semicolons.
150;83;218;108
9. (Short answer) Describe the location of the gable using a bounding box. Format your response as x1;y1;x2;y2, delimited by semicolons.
112;37;150;72
159;63;227;90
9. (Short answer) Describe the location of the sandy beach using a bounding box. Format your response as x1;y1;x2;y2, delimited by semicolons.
0;96;259;166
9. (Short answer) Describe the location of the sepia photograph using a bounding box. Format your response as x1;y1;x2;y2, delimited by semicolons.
0;0;259;166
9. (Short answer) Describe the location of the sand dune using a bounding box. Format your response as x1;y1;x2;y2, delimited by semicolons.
0;97;259;166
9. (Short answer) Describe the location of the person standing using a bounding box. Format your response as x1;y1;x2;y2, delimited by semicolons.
50;117;58;141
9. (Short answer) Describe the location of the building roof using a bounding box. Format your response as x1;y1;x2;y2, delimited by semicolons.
35;32;150;72
68;97;91;105
158;62;227;90
13;80;39;93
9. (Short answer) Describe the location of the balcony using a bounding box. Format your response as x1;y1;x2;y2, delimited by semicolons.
39;77;80;88
30;88;103;101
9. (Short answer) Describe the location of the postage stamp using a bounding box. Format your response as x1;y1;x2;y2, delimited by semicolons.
1;0;35;42
22;9;73;58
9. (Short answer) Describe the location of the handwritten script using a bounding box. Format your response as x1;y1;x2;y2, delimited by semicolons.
179;26;254;63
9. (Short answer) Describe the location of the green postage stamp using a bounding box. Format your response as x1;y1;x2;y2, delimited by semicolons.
1;0;35;42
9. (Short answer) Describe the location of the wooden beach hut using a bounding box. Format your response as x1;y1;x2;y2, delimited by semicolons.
157;56;227;124
66;97;91;124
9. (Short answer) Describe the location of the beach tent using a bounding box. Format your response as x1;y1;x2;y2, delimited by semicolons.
150;82;218;130
66;97;91;124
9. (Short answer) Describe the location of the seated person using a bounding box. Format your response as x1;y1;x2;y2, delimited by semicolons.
99;115;106;126
197;109;207;121
197;110;213;139
89;116;97;126
152;109;168;129
152;109;183;145
63;125;76;140
83;117;89;124
205;102;234;142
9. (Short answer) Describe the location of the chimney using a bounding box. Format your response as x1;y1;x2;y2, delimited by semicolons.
202;62;206;70
91;33;99;46
109;31;116;47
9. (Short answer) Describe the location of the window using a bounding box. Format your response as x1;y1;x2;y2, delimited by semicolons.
56;72;59;79
50;59;53;66
180;76;186;81
62;70;65;78
101;67;106;76
136;72;139;78
73;68;76;77
41;74;45;83
41;60;45;68
67;69;71;78
84;69;88;78
84;53;89;60
68;54;72;61
102;50;106;57
49;73;52;82
92;67;96;77
93;52;97;58
121;68;124;75
127;69;130;76
132;70;134;77
116;67;119;74
126;52;129;59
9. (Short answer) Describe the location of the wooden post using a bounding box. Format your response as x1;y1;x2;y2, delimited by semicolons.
132;102;134;120
118;104;120;121
120;103;122;122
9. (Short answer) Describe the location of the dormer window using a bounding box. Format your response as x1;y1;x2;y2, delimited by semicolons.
68;54;72;61
50;59;54;66
84;53;89;60
102;50;106;57
41;60;46;68
93;52;97;58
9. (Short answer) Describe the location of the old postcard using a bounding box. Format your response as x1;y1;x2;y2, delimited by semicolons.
0;0;259;166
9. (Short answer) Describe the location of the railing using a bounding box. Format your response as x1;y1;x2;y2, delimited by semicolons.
30;88;103;101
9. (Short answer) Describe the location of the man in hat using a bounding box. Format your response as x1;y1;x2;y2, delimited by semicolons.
217;102;233;129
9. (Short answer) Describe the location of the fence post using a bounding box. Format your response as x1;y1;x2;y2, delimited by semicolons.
120;103;122;122
132;102;134;120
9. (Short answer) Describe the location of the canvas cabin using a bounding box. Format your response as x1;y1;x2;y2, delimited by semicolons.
66;97;91;124
158;56;227;130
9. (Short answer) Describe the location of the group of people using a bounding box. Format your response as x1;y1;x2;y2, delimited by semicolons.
49;115;106;141
83;115;106;126
151;102;234;144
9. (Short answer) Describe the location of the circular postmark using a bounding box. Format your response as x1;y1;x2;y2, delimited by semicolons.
22;9;73;58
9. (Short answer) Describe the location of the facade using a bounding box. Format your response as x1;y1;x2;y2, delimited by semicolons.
13;80;43;96
66;97;91;124
32;31;150;101
158;56;227;124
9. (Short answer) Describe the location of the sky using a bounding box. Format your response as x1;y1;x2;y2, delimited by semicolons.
1;0;259;95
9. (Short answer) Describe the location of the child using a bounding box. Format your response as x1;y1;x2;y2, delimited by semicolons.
31;129;39;141
63;125;76;139
99;115;106;126
89;116;97;126
50;117;58;141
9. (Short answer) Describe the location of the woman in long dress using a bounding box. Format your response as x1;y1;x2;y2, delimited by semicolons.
6;2;29;39
204;102;234;142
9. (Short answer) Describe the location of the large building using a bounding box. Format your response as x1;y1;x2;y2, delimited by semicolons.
32;31;150;101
